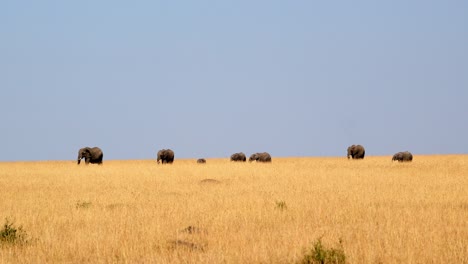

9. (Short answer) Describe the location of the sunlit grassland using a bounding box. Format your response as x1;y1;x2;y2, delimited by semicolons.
0;156;467;263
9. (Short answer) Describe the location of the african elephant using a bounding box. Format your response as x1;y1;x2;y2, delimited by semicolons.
392;151;413;162
249;152;272;162
197;158;206;164
230;152;246;162
157;149;174;164
347;145;365;159
77;147;103;165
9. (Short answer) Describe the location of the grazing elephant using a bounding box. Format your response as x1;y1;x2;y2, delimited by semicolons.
157;149;175;164
197;158;206;164
347;145;365;159
230;152;246;162
392;151;413;162
249;152;272;162
77;147;103;165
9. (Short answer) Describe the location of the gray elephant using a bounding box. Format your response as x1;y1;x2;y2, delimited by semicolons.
157;149;174;164
249;152;272;162
197;158;206;164
230;152;246;162
392;151;413;162
347;145;365;159
77;147;103;165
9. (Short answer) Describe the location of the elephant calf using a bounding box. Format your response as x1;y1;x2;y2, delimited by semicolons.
230;152;246;162
77;147;103;165
392;151;413;162
157;149;175;164
249;152;272;162
347;144;365;159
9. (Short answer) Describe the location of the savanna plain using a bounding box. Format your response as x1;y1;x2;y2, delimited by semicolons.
0;156;467;263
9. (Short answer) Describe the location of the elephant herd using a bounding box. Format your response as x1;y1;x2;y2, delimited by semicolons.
230;152;272;162
346;145;413;162
77;145;413;165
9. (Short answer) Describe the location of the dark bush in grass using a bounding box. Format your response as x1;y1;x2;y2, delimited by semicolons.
0;218;28;245
75;200;92;209
275;200;287;210
299;238;346;264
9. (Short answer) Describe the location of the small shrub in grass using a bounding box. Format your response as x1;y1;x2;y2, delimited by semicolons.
76;200;92;209
299;238;346;264
275;200;287;210
0;218;28;245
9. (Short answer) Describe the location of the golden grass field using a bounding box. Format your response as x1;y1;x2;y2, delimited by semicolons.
0;155;467;263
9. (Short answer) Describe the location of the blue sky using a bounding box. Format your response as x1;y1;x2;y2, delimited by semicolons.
1;1;467;161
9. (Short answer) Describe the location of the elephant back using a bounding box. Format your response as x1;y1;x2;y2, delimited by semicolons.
392;151;413;162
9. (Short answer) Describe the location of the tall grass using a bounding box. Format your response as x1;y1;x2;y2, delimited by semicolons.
0;156;466;263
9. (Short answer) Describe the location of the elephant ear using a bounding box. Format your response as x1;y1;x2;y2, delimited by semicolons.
84;148;91;155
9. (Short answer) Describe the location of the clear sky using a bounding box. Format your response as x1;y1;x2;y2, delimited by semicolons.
2;1;467;161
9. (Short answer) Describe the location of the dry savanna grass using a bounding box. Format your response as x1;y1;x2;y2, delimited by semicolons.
0;155;467;263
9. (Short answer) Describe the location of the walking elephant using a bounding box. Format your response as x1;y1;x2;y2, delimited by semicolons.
157;149;175;164
392;151;413;162
230;152;246;162
347;145;365;159
77;147;103;165
249;152;272;162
